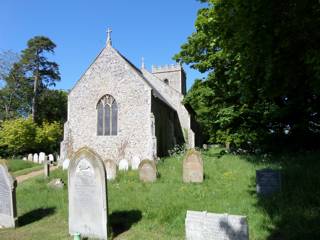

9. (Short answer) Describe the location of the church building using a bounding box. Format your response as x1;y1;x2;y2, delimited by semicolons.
60;29;199;165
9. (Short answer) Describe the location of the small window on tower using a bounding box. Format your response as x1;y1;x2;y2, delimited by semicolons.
164;79;169;85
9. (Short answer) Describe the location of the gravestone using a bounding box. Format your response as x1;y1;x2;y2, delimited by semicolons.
183;150;203;183
48;154;54;164
22;157;27;161
256;168;281;195
185;211;249;240
138;159;157;182
0;164;17;228
44;157;50;178
39;152;46;164
118;159;129;171
33;153;39;163
27;154;33;161
69;147;108;239
63;159;70;170
103;160;117;180
131;155;141;170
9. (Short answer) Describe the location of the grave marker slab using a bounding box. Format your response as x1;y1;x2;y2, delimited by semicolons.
39;152;46;164
44;157;50;178
119;159;129;171
103;159;117;180
48;154;54;164
185;211;248;240
131;155;141;170
256;168;281;195
0;164;17;228
69;147;108;239
33;153;39;163
183;150;203;183
138;160;157;182
27;154;33;161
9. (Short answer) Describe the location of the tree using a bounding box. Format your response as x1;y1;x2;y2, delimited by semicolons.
20;36;60;122
37;89;68;125
175;0;320;151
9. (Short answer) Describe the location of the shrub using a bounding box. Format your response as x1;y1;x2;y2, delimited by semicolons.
35;121;62;153
0;118;63;157
0;117;37;156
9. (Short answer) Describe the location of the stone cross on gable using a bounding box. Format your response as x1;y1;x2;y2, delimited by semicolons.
106;28;112;46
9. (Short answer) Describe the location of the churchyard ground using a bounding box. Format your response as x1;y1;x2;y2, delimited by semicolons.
0;147;319;239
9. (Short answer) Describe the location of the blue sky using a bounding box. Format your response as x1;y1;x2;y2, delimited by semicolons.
0;0;205;91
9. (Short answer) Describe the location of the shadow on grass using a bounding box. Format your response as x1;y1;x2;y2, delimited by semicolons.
109;210;142;237
18;207;56;226
244;152;320;239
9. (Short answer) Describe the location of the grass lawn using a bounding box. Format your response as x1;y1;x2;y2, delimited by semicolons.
4;159;43;177
0;148;319;239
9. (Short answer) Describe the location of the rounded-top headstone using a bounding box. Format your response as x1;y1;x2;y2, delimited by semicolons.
22;157;27;161
118;159;129;171
68;147;108;239
27;154;33;161
103;159;117;180
131;155;141;170
62;159;70;170
33;153;39;163
0;163;17;228
48;154;54;163
39;152;46;164
183;149;203;183
138;159;157;182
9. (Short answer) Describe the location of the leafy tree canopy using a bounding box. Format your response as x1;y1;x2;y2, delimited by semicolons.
175;0;320;151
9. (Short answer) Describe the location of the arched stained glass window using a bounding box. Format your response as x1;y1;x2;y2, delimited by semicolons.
97;94;118;136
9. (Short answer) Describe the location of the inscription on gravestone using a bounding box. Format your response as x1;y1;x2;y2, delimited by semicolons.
256;168;281;195
185;211;249;240
0;164;17;228
69;147;108;239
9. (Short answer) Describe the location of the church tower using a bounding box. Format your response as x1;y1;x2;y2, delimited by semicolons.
151;64;186;95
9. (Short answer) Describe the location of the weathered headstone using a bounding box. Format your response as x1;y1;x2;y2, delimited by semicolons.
27;153;33;161
183;150;203;183
0;164;17;228
69;147;108;239
131;155;141;170
138;159;157;182
185;211;249;240
118;159;129;171
39;152;46;164
256;168;281;195
44;157;50;178
22;157;27;161
62;159;70;170
203;144;208;150
103;159;117;180
33;153;39;163
48;154;54;164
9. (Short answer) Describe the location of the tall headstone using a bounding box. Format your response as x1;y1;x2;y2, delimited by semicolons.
0;164;17;228
131;155;141;170
103;159;117;180
33;153;39;163
183;150;203;183
118;159;129;171
27;154;33;161
39;152;46;164
44;156;50;178
138;159;157;182
69;147;108;239
256;168;281;196
185;211;249;240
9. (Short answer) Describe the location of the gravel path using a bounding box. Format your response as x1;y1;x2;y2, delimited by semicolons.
16;165;59;183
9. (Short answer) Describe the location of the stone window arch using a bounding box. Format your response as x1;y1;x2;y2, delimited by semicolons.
97;94;118;136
